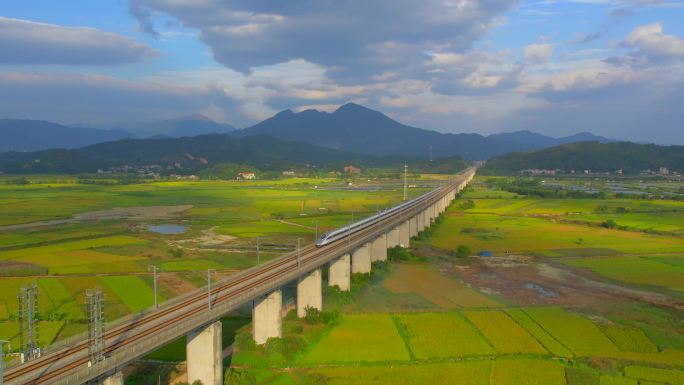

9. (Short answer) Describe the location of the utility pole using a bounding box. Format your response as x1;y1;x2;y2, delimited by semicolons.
0;340;10;385
148;265;159;309
429;145;433;162
256;237;260;265
85;289;105;366
403;164;408;201
207;269;216;311
17;284;39;362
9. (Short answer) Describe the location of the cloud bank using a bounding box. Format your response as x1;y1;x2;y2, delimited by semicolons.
0;17;158;65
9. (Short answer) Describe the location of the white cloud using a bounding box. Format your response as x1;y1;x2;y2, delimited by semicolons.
129;0;517;80
524;43;554;64
0;17;158;65
625;22;684;58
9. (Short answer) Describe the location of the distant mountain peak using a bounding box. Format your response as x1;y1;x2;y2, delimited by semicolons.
177;113;214;122
274;109;295;117
333;102;378;115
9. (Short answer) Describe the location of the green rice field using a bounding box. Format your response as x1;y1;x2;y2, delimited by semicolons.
303;314;410;363
563;255;684;293
0;176;419;352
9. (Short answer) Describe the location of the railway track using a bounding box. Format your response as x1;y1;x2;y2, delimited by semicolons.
5;169;474;385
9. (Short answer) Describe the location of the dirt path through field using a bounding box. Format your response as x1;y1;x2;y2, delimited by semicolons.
0;205;193;231
275;219;315;230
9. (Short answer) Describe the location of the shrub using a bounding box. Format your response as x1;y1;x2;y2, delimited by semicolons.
233;331;256;352
224;368;256;385
304;306;340;325
388;246;412;261
290;323;304;334
264;335;306;362
602;219;618;229
454;245;472;258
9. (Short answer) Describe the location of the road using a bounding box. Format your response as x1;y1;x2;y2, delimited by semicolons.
4;169;474;385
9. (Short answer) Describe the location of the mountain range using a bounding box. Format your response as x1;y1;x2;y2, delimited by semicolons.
133;114;236;138
0;119;131;152
0;103;612;158
0;134;398;174
482;142;684;175
234;103;613;160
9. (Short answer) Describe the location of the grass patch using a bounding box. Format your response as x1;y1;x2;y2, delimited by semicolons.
160;259;225;271
464;310;547;355
564;256;684;293
598;324;658;353
37;278;84;319
624;366;684;384
0;236;147;260
524;307;618;356
0;321;64;349
302;314;409;363
309;361;492;385
431;212;684;257
99;275;160;313
505;308;574;358
396;312;495;359
490;359;567;385
383;264;500;308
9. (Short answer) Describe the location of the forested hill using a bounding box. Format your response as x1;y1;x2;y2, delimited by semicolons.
0;134;394;174
481;142;684;175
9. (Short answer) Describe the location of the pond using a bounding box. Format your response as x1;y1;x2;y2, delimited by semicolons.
147;224;187;235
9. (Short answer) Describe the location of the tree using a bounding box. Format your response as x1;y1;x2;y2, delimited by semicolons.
455;245;471;258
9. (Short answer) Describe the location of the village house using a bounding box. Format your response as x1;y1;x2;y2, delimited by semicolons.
237;172;256;180
343;165;361;174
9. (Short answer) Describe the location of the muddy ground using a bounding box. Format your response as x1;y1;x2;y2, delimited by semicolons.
440;253;684;312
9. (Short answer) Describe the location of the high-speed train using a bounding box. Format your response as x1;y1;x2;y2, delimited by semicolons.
315;183;442;247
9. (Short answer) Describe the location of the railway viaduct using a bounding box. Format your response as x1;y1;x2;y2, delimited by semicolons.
4;169;476;385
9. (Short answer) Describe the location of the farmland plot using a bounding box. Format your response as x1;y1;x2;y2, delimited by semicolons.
489;359;567;385
310;361;491;385
624;366;684;384
464;310;547;355
303;314;409;363
505;308;573;358
395;312;494;359
599;324;658;353
524;307;618;355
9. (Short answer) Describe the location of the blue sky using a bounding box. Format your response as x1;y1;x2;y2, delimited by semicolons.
1;0;683;143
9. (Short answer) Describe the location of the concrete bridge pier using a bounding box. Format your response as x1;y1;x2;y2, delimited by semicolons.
351;243;371;274
387;227;400;248
371;234;387;262
297;269;322;317
187;321;222;385
100;371;124;385
329;254;351;291
409;217;418;238
253;290;282;344
416;212;424;233
399;221;410;247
